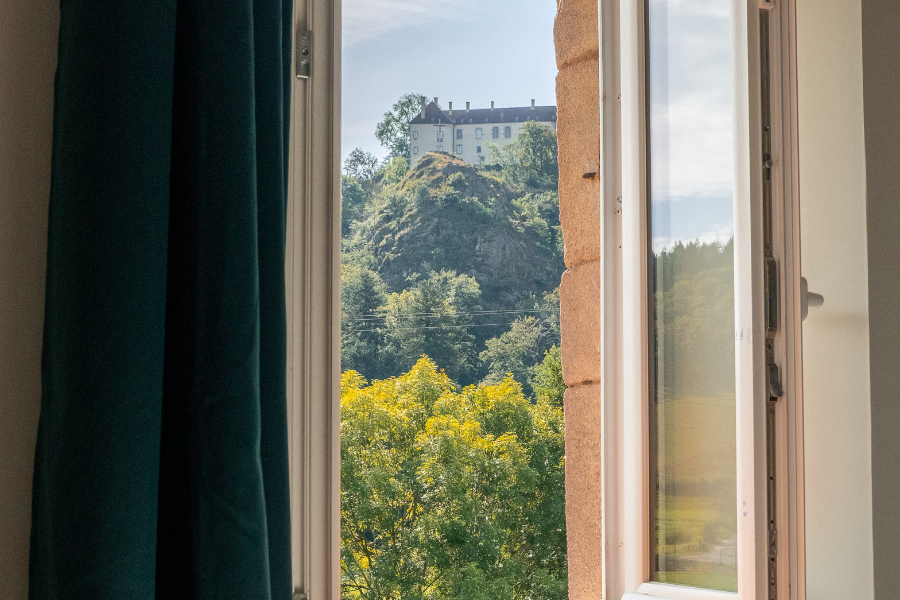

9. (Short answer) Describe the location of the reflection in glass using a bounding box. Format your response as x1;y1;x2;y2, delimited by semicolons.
647;0;737;592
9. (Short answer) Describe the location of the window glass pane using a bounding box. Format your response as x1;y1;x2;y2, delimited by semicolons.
647;0;737;592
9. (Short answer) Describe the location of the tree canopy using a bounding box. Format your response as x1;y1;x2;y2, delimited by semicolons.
341;358;568;600
375;92;428;160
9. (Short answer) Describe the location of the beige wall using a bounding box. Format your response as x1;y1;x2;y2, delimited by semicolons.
796;1;875;598
0;1;57;598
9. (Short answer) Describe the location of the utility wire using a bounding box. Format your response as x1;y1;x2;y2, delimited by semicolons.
346;322;534;333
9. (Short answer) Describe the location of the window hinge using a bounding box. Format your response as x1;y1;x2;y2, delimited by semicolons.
296;29;311;79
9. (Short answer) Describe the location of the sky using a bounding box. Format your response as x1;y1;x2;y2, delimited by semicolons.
648;0;735;252
341;0;737;251
341;0;558;163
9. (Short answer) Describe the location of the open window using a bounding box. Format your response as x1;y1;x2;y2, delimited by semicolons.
282;0;807;599
602;1;805;599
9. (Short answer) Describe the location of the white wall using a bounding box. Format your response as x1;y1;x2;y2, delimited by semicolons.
0;1;58;598
796;1;874;598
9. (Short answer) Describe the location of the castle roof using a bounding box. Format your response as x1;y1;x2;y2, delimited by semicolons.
409;101;557;126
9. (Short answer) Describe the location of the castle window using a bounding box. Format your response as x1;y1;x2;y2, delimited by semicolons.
456;129;463;140
437;131;444;142
413;130;418;139
413;146;418;154
477;146;482;153
437;144;443;151
504;126;512;138
476;128;483;139
492;126;499;138
456;144;462;153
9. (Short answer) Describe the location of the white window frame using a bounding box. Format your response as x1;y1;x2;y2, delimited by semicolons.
413;130;418;139
476;127;483;139
286;0;341;598
601;1;805;599
456;144;463;154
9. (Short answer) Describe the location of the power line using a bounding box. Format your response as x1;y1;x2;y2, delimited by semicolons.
344;308;559;321
346;322;533;333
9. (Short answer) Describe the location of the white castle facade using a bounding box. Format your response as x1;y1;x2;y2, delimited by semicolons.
408;98;557;167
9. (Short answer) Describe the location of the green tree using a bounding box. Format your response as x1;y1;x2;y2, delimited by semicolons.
486;122;558;190
516;121;558;183
341;264;388;379
375;92;428;160
340;358;567;600
480;316;546;395
342;175;370;236
381;270;482;385
379;156;409;187
344;147;381;181
532;345;565;407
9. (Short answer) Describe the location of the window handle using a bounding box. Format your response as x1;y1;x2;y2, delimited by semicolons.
800;276;824;321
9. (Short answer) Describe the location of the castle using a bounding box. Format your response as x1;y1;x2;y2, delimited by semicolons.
408;98;557;167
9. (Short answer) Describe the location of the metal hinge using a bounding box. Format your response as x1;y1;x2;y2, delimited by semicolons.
296;29;311;79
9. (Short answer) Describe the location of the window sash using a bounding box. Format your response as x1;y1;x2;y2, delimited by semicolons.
601;1;805;599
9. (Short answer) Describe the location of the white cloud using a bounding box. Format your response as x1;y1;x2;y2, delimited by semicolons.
343;0;475;48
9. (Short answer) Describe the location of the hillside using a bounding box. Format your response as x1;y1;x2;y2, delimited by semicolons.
355;152;564;309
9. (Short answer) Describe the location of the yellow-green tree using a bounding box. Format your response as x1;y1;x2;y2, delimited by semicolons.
340;358;567;600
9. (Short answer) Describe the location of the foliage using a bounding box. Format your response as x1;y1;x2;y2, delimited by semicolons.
381;270;482;386
487;122;558;190
342;264;389;379
653;239;735;399
480;317;547;395
375;92;428;160
532;346;565;407
342;176;371;236
345;148;381;181
511;191;562;252
380;156;410;188
340;358;568;600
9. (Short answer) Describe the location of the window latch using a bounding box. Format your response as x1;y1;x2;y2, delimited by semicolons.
296;29;311;79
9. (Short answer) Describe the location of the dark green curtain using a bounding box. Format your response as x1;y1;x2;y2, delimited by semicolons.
29;1;293;598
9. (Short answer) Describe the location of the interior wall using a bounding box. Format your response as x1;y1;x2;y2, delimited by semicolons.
860;1;900;598
795;1;874;598
0;1;58;598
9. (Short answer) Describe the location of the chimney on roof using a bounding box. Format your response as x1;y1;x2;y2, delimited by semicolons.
448;101;452;114
491;101;495;110
434;97;438;106
466;102;470;112
420;97;427;116
531;99;535;109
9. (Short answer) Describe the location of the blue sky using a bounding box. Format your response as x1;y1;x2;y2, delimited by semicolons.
341;0;558;162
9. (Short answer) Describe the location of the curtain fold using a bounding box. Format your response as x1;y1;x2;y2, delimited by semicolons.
29;1;293;598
